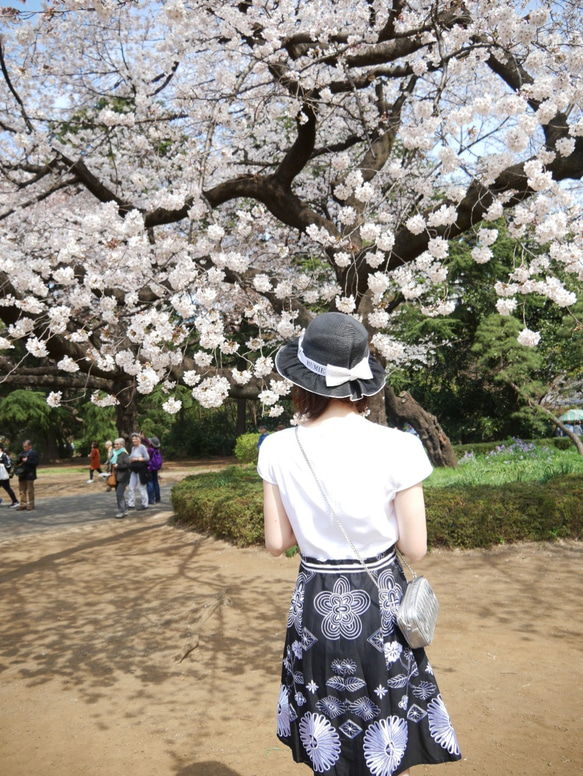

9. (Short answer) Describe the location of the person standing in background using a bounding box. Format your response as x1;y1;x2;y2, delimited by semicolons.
16;440;39;511
103;440;114;474
111;438;131;519
145;436;163;505
127;433;150;511
257;425;269;449
86;441;102;483
0;443;19;507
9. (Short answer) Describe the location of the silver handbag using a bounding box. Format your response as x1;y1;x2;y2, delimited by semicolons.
295;428;438;649
396;563;439;649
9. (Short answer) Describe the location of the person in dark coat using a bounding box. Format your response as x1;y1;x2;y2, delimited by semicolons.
16;439;40;511
111;438;131;519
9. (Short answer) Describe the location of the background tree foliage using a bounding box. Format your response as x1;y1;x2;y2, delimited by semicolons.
387;226;582;443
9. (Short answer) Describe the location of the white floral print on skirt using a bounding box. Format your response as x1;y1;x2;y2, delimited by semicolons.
276;546;461;775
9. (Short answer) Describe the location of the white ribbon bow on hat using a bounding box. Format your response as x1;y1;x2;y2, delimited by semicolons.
297;335;374;386
325;356;374;387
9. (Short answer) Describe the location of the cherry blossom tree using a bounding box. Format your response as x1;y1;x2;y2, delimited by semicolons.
0;0;581;461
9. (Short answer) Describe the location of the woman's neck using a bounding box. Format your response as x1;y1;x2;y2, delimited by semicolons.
303;399;361;427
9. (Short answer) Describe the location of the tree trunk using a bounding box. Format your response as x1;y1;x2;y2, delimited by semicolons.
43;434;60;463
550;421;583;455
360;290;455;464
115;382;138;441
509;382;583;455
236;397;247;436
384;386;458;467
367;389;388;426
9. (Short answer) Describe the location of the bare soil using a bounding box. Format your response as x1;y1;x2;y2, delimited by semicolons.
0;464;582;776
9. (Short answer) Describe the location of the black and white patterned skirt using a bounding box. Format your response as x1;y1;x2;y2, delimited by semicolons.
276;546;461;775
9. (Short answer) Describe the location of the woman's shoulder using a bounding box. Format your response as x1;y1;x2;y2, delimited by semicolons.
358;420;407;441
260;426;296;450
257;426;297;463
361;422;427;454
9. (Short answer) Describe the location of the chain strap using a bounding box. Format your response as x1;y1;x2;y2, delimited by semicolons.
294;426;417;586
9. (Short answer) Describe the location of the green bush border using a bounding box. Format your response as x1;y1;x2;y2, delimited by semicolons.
170;466;583;550
425;476;582;547
170;466;264;547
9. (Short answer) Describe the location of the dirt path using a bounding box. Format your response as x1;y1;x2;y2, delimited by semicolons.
0;466;582;775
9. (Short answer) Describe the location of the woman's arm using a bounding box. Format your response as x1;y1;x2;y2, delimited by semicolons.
394;482;428;563
263;481;297;557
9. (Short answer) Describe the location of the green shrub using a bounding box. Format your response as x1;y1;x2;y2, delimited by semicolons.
234;433;260;464
550;437;573;451
425;476;583;548
171;465;583;550
171;466;264;546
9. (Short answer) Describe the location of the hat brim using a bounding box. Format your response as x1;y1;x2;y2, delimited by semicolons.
275;338;386;401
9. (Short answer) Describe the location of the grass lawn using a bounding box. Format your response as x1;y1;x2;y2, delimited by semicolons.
427;438;583;487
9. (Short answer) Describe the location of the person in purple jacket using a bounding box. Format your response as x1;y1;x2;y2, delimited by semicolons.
145;436;163;504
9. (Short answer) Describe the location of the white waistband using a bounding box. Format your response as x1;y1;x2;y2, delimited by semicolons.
300;547;396;574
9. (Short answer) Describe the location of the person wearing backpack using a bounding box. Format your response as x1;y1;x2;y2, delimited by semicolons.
145;436;163;505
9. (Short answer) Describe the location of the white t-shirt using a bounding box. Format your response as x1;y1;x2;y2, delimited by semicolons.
257;414;433;560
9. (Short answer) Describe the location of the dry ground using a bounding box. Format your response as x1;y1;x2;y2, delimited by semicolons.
0;464;582;776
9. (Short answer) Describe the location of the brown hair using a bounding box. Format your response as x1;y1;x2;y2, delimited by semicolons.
291;385;369;420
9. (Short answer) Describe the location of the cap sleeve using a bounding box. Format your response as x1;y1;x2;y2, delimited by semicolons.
257;435;277;484
391;432;433;492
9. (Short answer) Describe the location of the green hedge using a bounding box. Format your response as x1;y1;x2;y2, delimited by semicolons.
170;466;264;546
171;466;583;550
425;475;583;547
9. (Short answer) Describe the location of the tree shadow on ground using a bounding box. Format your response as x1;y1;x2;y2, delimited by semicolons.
174;763;244;776
0;514;294;747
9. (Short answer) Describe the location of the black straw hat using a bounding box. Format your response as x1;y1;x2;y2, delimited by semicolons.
275;313;386;401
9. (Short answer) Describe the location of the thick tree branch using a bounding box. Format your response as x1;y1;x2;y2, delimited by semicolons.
509;380;583;455
0;37;34;133
328;65;414;94
377;0;406;43
485;50;538;110
0;366;115;392
275;105;317;188
57;154;133;213
386;136;583;272
203;174;333;234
